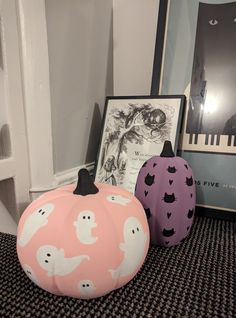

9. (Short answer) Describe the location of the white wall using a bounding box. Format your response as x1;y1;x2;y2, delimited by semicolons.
45;0;113;173
113;0;160;95
45;0;160;173
0;0;160;230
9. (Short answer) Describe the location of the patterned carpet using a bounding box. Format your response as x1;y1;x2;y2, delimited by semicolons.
0;216;235;318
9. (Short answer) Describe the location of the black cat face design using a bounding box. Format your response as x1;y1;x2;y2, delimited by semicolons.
167;166;177;173
144;208;152;219
186;176;193;186
144;173;155;186
187;209;194;218
162;228;175;237
163;192;176;203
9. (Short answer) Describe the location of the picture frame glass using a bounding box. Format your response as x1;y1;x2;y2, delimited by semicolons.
160;0;236;215
94;96;185;193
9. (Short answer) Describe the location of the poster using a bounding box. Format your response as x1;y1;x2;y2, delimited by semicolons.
160;0;236;216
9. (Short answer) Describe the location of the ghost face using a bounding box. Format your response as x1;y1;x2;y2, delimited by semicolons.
78;280;96;298
106;195;131;206
74;210;97;245
36;245;62;275
76;210;97;227
37;245;89;276
110;216;148;279
35;203;54;218
27;203;55;225
18;203;55;247
123;217;146;244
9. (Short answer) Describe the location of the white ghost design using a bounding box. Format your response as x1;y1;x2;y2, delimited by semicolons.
78;279;96;298
18;203;54;247
110;216;147;279
22;264;40;285
36;245;89;276
74;210;97;244
106;195;131;206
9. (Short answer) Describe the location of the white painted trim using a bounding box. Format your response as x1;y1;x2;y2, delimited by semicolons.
0;200;17;235
16;1;96;203
0;158;16;180
0;0;31;220
16;0;54;190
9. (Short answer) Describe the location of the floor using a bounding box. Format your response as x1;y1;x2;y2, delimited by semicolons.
0;216;234;317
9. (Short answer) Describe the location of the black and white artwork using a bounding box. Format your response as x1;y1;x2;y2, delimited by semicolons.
182;1;236;153
95;96;185;193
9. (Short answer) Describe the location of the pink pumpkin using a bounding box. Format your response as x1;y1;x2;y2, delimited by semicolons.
17;169;149;299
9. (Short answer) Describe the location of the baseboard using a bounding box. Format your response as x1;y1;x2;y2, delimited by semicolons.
54;162;95;186
195;205;236;222
29;162;95;200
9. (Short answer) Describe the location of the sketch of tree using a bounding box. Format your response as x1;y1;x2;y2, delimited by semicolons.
98;102;175;185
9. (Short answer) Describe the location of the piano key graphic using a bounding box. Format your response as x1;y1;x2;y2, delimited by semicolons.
184;133;236;152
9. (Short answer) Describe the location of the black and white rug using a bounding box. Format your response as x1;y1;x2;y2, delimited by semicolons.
0;216;235;317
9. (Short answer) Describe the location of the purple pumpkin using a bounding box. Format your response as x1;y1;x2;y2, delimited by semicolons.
135;140;196;247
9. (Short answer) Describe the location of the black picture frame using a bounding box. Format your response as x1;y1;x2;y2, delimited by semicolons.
94;95;185;194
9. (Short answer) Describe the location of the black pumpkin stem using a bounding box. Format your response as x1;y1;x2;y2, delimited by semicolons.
160;140;175;157
73;169;99;196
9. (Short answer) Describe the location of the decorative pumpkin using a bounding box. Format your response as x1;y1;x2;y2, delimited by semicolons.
17;169;149;299
135;140;196;247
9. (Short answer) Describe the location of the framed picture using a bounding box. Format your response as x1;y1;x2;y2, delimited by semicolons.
94;95;185;193
154;0;236;220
